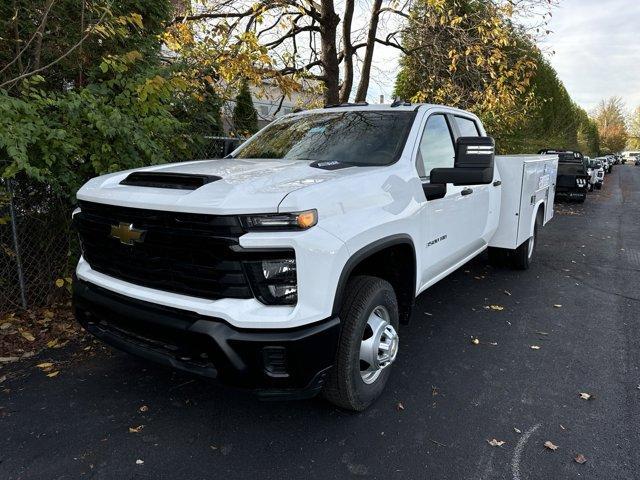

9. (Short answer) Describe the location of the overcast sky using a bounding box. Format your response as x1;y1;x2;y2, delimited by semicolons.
369;0;640;114
542;0;640;113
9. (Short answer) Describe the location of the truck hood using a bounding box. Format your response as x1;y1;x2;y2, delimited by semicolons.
76;158;361;214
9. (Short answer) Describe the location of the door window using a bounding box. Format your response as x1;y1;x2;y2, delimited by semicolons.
417;115;455;178
455;116;480;137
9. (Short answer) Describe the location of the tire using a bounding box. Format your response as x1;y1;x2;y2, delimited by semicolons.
588;183;594;192
511;213;540;270
576;192;586;203
596;183;602;190
322;276;399;411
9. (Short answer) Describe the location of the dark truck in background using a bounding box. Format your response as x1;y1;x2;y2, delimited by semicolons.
539;149;589;202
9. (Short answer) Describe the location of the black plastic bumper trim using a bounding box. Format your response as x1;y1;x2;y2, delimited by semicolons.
73;279;340;397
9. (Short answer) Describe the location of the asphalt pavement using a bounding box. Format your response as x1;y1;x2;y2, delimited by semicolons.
1;165;639;480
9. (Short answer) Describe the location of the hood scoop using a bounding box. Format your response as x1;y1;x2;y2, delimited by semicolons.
120;171;222;190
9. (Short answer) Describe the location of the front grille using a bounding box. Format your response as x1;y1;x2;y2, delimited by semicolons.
75;201;253;300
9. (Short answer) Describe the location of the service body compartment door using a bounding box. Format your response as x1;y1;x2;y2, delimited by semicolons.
489;155;558;250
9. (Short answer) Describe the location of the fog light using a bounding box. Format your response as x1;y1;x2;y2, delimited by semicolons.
245;256;298;305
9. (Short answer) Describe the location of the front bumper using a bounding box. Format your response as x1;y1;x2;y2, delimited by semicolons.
555;186;588;198
74;279;340;399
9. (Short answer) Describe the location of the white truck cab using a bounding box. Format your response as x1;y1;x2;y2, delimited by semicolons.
73;104;558;410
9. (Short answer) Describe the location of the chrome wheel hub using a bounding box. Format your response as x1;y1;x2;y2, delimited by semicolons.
359;306;399;384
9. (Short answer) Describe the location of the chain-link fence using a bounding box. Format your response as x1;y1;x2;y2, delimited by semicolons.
1;136;244;317
190;136;244;160
1;177;73;315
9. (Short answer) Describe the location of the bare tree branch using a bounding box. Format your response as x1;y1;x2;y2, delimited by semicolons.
0;8;108;89
1;0;57;77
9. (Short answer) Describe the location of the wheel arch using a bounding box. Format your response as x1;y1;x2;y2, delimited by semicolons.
332;235;417;324
529;200;546;237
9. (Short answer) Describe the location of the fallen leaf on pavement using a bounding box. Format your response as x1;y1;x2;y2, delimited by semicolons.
574;454;587;464
504;290;512;296
139;405;149;413
489;305;504;311
36;362;53;369
46;371;59;378
544;441;558;451
136;459;144;465
530;345;541;350
129;425;144;433
514;428;521;434
0;375;6;384
560;424;566;430
535;331;549;336
487;439;506;447
20;330;35;342
579;392;593;400
553;304;562;308
0;357;20;363
471;338;480;345
0;322;12;330
396;402;405;411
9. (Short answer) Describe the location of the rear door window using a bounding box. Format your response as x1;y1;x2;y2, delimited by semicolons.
455;116;480;137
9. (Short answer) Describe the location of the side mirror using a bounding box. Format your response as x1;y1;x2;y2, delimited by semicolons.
430;136;495;186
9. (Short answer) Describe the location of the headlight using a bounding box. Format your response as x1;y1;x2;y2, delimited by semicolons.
241;210;317;231
245;256;298;305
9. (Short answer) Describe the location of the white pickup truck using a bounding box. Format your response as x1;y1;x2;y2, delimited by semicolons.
73;104;558;411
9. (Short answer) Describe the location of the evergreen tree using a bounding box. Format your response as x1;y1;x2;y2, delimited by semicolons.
233;80;258;136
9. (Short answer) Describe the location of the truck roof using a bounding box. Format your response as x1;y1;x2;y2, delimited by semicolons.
297;103;477;116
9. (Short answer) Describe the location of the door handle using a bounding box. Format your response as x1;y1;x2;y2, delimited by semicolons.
493;180;502;187
461;188;473;196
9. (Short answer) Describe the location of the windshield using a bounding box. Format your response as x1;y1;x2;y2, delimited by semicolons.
232;110;416;166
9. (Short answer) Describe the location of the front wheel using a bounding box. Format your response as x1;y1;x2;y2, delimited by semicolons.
322;276;399;411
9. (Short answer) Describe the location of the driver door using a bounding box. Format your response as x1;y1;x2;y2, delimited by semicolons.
416;113;486;285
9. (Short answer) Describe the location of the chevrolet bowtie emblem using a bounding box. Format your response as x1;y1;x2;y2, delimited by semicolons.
109;222;146;245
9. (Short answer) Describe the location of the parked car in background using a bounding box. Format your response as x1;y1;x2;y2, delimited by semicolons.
540;149;589;202
586;159;604;190
598;156;613;174
622;151;640;162
635;158;640;166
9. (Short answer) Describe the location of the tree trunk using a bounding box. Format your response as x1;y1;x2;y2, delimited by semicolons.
12;0;24;73
354;0;383;102
32;0;55;70
319;0;340;105
339;0;355;103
